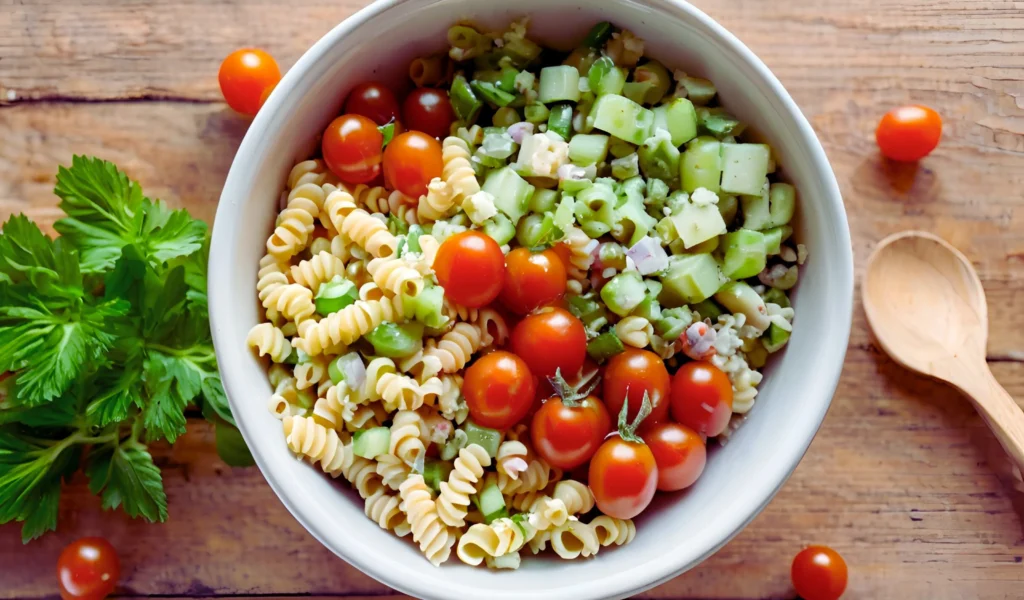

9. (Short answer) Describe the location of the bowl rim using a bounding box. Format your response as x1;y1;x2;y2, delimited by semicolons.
209;0;854;598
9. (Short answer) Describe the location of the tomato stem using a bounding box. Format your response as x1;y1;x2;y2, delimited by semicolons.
616;388;652;443
547;367;600;408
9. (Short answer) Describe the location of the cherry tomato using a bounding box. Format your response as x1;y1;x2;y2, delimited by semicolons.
463;351;536;429
218;48;281;116
345;82;401;126
322;114;383;184
588;436;658;519
669;361;733;437
57;537;120;600
258;81;278;110
641;422;707;491
383;131;443;198
433;231;505;308
500;248;567;314
791;545;848;600
603;349;671;424
403;88;456;139
509;307;587;379
532;394;612;470
876;105;942;162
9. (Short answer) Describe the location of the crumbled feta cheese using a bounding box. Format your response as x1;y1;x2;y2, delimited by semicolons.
514;70;535;94
690;187;719;206
462;190;498;225
515;132;569;178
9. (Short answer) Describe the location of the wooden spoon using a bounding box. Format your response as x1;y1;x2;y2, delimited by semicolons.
863;231;1024;486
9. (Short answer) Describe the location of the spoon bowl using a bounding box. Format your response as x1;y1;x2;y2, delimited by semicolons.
863;230;1024;481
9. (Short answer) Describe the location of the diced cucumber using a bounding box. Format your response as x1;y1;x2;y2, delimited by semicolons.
366;321;424;358
525;102;550;124
539;65;581;104
463;421;502;457
423;459;455;494
516;213;559;247
568;133;610;166
718;194;739;224
587;331;626;362
614;192;658;248
478;481;509;523
762;322;791;353
720;143;771;196
589;94;655;145
671;196;727;249
353;427;390;459
574;182;617;237
483;167;535;225
560;178;592;195
684;235;719;255
315;276;358;316
678;74;717;105
690;298;725;320
652;97;698;147
631;60;671;105
697;107;744;139
410;284;448;329
639;130;680;183
647;177;669;203
622;81;655;106
720;229;767;280
547;103;573;140
610;152;640;180
633;294;662;321
681;137;722;193
768;183;796;227
553;195;576;231
658;253;725;306
600;271;647;316
714;281;770;331
530;188;560;213
588;57;626;97
740;184;771;230
440;429;469;461
762;225;793;255
761;287;790;308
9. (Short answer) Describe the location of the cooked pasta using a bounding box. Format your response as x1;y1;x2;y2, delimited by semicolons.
257;253;291;307
246;323;293;363
347;184;391;214
282;415;351;477
267;183;327;260
399;474;457;566
440;136;480;206
294;354;329;390
562;226;597;294
365;487;412;537
552;480;595;515
456;517;534;567
424;322;488;374
367;255;426;297
548;520;600;559
408;54;449;87
390;409;427;467
589;516;636;547
376;453;412;491
311;382;353;430
324;189;398;258
291;251;346;294
294;294;411;355
614;315;653;348
495;439;528;481
261;283;315;323
437;444;491;527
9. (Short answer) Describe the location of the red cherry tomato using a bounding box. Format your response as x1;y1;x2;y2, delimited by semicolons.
383;131;443;198
588;436;658;519
641;422;707;492
509;307;587;379
433;231;505;308
463;351;536;429
403;88;456;139
531;394;612;470
218;48;281;116
876;105;942;162
791;545;848;600
57;537;120;600
258;81;278;110
345;82;401;126
322;114;383;184
603;349;671;424
500;247;567;314
669;361;733;437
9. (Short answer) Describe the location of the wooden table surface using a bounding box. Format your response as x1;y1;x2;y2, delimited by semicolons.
2;0;1023;598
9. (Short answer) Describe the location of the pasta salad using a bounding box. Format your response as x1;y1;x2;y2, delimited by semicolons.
248;19;803;569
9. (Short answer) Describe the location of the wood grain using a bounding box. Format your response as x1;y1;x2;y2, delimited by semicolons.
2;0;1024;598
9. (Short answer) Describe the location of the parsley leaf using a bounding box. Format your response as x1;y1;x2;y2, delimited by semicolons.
85;441;167;523
0;215;82;300
0;427;84;542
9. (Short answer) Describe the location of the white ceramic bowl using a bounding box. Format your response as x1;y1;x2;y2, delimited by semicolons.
209;1;853;598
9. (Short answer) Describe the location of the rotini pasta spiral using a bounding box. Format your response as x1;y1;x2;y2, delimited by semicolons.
323;189;398;258
418;177;457;222
548;520;600;559
291;251;345;294
424;322;487;374
282;415;352;477
499;455;560;495
614;315;654;348
267;183;327;260
257;253;291;306
347;184;391;214
399;474;457;566
456;517;534;567
262;283;315;323
589;515;636;547
311;382;353;429
563;226;597;294
376;453;412;491
294;354;330;390
367;255;425;297
287;158;338;189
495;439;529;481
365;487;411;537
437;444;492;527
527;497;570;531
440;136;480;206
294;294;411;355
398;347;444;383
473;307;510;347
343;453;385;499
437;374;467;424
390;409;427;467
247;323;293;363
442;297;479;323
345;401;388;432
552;480;595;515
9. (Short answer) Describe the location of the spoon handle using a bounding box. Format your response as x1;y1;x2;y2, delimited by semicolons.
961;366;1024;485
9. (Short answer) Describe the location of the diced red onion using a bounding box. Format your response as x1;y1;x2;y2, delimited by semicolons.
507;122;534;144
337;352;366;391
625;236;669;275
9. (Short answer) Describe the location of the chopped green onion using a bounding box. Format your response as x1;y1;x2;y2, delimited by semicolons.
582;22;614;49
451;74;483;123
471;80;517;107
546;103;573;140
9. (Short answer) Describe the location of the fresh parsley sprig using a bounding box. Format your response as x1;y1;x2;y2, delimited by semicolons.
0;156;250;543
